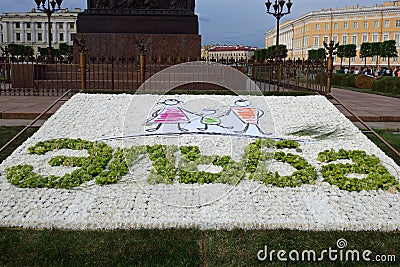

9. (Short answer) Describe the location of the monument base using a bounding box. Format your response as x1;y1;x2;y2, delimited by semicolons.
73;33;201;62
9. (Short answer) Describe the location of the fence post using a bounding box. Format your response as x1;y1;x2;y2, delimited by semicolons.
74;38;88;91
80;52;87;91
323;40;339;96
140;52;146;85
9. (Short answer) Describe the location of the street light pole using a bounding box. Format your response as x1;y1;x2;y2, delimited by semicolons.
34;0;63;62
265;0;292;60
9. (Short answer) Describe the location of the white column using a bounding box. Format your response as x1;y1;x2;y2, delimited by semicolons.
21;22;26;43
54;21;58;44
9;22;14;43
2;22;8;43
64;22;69;43
43;22;47;44
32;22;37;43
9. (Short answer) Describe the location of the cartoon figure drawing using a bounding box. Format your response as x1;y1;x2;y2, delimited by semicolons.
227;99;267;135
197;109;233;131
145;99;191;132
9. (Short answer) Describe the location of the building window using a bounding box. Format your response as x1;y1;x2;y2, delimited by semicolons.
352;35;358;45
27;22;31;29
334;23;338;30
69;23;75;30
382;57;386;62
58;23;63;29
343;22;348;30
363;21;368;29
372;34;378;42
37;23;42;29
59;33;64;42
362;34;368;43
70;33;74;41
332;35;338;44
383;34;389;41
393;57;398;62
16;33;21;41
374;21;379;28
324;23;329;31
395;34;400;45
384;20;390;28
396;20;400;27
38;33;42;41
314;36;320;47
15;22;20;29
323;36;329;44
353;22;358;29
27;33;32;41
342;35;348;45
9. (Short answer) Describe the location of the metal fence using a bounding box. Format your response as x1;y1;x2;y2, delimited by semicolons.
0;57;327;96
251;59;327;95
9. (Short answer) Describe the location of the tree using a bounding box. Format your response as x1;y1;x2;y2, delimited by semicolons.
308;48;326;61
343;44;357;69
58;43;73;56
267;44;288;60
370;42;381;67
380;40;398;68
336;45;345;68
8;44;33;57
359;42;372;67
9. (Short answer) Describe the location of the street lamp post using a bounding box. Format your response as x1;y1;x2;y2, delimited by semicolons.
265;0;292;60
34;0;63;62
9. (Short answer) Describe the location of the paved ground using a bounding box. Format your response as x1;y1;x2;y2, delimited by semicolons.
330;88;400;123
0;90;399;129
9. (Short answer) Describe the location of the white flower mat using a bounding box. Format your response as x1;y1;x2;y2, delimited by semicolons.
0;94;399;231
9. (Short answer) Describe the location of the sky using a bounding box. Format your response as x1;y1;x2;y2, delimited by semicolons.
0;0;387;47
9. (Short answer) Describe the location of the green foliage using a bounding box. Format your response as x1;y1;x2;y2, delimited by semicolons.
58;43;73;56
380;40;398;67
370;42;381;65
146;144;178;184
308;48;326;61
331;73;356;87
8;43;33;57
319;149;400;192
178;145;245;185
372;77;400;94
255;45;288;60
7;139;114;189
4;137;397;192
359;42;372;66
336;44;357;68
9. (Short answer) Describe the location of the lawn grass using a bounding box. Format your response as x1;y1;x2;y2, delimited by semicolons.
0;126;38;164
205;230;400;266
0;228;201;266
365;129;400;166
0;228;399;266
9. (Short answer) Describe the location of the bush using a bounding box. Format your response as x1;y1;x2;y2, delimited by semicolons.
332;73;356;87
372;77;400;94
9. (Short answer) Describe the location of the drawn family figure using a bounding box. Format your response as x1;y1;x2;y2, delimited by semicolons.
197;109;233;131
145;99;190;132
228;99;267;135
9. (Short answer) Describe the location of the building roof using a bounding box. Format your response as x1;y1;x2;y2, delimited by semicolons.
208;46;256;52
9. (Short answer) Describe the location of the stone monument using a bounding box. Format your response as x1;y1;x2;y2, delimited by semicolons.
74;0;201;61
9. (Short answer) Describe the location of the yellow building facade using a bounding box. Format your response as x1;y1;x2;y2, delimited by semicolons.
265;1;400;67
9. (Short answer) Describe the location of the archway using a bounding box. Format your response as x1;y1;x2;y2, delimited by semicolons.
137;61;261;94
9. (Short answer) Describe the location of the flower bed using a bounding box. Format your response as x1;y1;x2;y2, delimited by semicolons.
0;94;399;231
